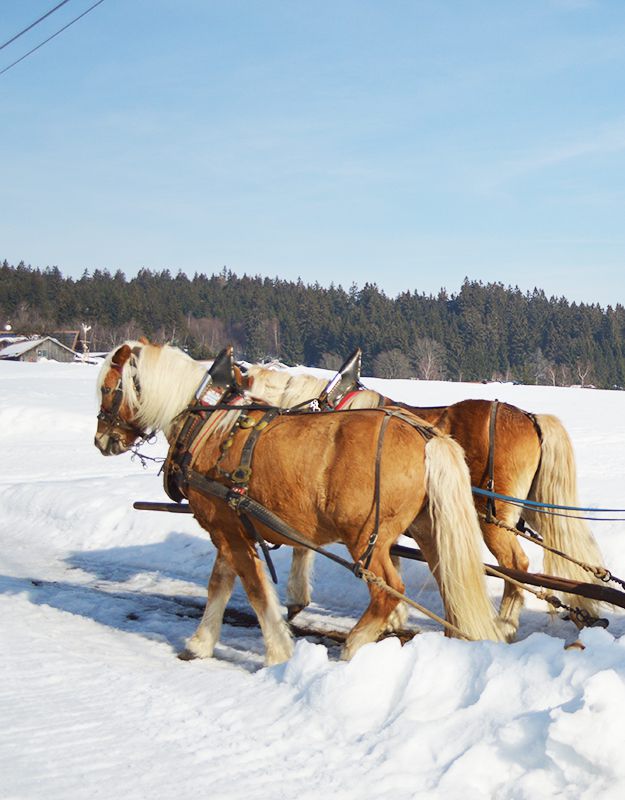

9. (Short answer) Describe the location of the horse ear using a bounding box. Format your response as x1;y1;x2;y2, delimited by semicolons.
138;336;149;345
112;344;132;368
233;363;252;390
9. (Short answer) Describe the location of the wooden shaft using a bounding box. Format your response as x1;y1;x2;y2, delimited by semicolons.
132;503;625;610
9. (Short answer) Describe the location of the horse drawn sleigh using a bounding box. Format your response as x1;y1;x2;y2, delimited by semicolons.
94;340;625;664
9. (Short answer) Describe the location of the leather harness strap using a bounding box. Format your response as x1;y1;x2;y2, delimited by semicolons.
358;412;391;569
485;400;499;522
224;408;279;486
163;411;207;502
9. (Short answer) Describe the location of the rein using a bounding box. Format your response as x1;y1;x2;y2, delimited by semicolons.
472;486;625;521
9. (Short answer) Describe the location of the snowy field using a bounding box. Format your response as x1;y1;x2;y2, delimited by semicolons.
2;358;625;799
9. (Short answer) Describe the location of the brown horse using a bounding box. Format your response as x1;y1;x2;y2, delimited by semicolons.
243;364;607;640
94;341;504;665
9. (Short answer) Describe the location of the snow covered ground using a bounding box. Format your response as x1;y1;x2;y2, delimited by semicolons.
2;359;625;799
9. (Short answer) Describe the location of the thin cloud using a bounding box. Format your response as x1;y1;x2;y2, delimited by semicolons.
484;118;625;189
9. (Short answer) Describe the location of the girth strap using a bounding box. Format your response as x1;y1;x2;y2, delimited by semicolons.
358;412;391;569
485;400;499;522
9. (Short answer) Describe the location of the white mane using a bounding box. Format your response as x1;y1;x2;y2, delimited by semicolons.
98;342;207;436
245;365;328;408
245;363;384;410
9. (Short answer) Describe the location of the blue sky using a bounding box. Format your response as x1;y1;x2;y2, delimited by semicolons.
2;0;625;306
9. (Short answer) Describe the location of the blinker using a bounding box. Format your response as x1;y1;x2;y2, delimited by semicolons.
195;345;236;401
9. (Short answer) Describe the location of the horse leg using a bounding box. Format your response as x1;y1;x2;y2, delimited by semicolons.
525;413;606;621
408;517;449;630
384;553;408;633
180;550;236;660
342;547;404;661
286;548;404;631
408;503;503;643
286;547;314;620
411;435;504;642
226;533;293;666
480;516;528;642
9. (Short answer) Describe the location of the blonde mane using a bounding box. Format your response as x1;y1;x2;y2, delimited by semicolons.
98;342;209;436
245;363;383;410
245;365;329;408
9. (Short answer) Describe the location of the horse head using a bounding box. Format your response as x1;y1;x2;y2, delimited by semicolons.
95;340;246;456
94;339;149;456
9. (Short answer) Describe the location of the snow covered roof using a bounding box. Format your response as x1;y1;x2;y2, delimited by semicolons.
0;336;77;359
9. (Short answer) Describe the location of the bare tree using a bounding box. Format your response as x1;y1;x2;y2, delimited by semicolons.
372;349;412;379
545;362;558;387
12;301;48;332
187;317;228;356
576;360;593;388
530;348;552;385
559;363;572;386
414;338;446;380
265;317;280;357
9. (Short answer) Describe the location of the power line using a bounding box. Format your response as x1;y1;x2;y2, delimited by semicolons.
0;1;74;51
0;0;106;78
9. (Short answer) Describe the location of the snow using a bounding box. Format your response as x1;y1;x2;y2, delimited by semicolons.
2;360;625;799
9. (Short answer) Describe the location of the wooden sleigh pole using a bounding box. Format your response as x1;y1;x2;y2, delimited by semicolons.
133;500;625;611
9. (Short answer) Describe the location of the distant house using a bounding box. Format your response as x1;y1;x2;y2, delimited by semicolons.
0;336;77;363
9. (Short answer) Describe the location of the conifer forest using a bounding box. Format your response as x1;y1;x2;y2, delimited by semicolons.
2;260;624;389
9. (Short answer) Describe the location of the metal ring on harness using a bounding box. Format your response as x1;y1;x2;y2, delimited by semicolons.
231;465;252;484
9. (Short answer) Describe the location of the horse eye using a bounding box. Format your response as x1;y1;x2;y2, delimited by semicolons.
101;387;111;395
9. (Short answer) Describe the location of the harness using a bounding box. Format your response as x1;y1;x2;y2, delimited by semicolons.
484;400;499;522
163;396;437;581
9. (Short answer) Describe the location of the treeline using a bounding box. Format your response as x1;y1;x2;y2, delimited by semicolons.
2;259;624;388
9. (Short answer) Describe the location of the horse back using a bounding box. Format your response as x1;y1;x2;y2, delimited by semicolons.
409;399;542;496
195;408;430;546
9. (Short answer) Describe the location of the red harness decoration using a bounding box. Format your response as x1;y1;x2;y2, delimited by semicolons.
334;391;361;411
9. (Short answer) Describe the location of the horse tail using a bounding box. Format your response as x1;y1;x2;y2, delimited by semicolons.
424;435;505;642
525;413;606;617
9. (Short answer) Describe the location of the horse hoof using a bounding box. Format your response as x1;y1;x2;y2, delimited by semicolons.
497;619;518;643
287;604;306;621
177;648;198;661
564;639;585;651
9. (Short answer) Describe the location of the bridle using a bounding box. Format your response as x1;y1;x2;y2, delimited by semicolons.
97;362;147;442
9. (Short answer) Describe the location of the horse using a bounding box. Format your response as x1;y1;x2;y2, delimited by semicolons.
94;340;505;665
242;361;607;641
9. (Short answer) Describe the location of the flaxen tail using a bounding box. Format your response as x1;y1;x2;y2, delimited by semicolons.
424;435;505;642
524;413;606;619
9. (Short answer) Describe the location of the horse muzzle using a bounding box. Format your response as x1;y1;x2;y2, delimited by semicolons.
94;432;129;456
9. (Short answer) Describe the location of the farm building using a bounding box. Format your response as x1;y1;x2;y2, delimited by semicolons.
0;337;77;363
